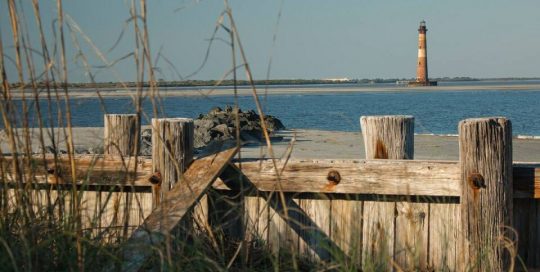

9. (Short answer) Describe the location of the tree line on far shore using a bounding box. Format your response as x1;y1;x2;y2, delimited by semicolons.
10;76;540;89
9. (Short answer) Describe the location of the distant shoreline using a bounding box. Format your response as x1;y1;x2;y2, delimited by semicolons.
9;82;540;99
9;77;540;90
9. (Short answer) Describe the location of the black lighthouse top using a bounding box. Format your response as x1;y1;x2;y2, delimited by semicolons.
418;20;427;33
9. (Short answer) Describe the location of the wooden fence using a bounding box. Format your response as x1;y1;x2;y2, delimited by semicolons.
1;114;540;271
211;115;540;271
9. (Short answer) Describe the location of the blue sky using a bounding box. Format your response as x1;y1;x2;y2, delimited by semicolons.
1;0;539;82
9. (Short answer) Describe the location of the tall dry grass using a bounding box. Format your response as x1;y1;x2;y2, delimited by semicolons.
0;0;304;270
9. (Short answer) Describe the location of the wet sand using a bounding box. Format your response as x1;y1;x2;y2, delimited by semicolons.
3;128;540;162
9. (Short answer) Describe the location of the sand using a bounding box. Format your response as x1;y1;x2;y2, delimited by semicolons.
3;127;540;162
241;129;540;162
12;83;540;99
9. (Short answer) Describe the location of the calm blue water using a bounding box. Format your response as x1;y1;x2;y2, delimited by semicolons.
6;86;540;136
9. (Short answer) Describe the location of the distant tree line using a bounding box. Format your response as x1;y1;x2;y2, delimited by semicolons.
9;76;540;89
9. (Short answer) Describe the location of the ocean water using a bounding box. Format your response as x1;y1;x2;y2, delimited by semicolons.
5;84;540;136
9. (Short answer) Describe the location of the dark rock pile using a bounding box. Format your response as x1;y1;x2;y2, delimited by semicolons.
140;128;153;156
193;106;285;148
138;106;284;155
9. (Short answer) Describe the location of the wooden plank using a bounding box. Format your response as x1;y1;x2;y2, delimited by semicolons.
283;197;301;261
117;146;237;272
1;155;152;176
0;156;537;197
214;159;461;197
361;200;395;272
527;200;540;267
428;203;461;271
298;197;331;261
244;195;268;243
513;198;532;268
213;160;540;199
121;192;153;237
0;155;153;191
514;165;540;198
330;197;363;267
267;195;300;257
394;202;429;270
192;194;209;234
267;197;282;255
207;189;244;240
0;181;152;192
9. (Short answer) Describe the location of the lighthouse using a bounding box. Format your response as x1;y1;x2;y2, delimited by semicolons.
409;20;437;86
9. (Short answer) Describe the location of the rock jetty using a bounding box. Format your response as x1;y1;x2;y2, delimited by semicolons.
192;106;285;148
139;106;284;155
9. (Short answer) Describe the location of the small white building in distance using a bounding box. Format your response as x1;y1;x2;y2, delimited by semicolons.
323;78;351;82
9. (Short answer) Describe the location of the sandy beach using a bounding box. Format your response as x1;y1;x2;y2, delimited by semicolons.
12;83;540;99
3;127;540;162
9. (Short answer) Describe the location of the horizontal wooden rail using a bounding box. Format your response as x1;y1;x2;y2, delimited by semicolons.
2;156;539;198
0;155;153;192
0;180;152;193
213;159;540;199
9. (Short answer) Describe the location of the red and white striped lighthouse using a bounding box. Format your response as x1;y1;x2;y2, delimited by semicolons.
409;20;437;86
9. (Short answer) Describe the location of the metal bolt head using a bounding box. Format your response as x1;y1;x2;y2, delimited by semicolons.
149;172;162;185
327;170;341;185
468;172;486;190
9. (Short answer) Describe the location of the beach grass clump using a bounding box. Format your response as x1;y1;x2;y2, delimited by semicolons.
0;200;115;271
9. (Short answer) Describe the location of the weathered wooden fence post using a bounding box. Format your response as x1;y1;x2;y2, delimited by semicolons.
151;118;194;206
459;117;512;271
360;115;425;270
360;115;414;160
103;114;141;239
104;114;139;156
